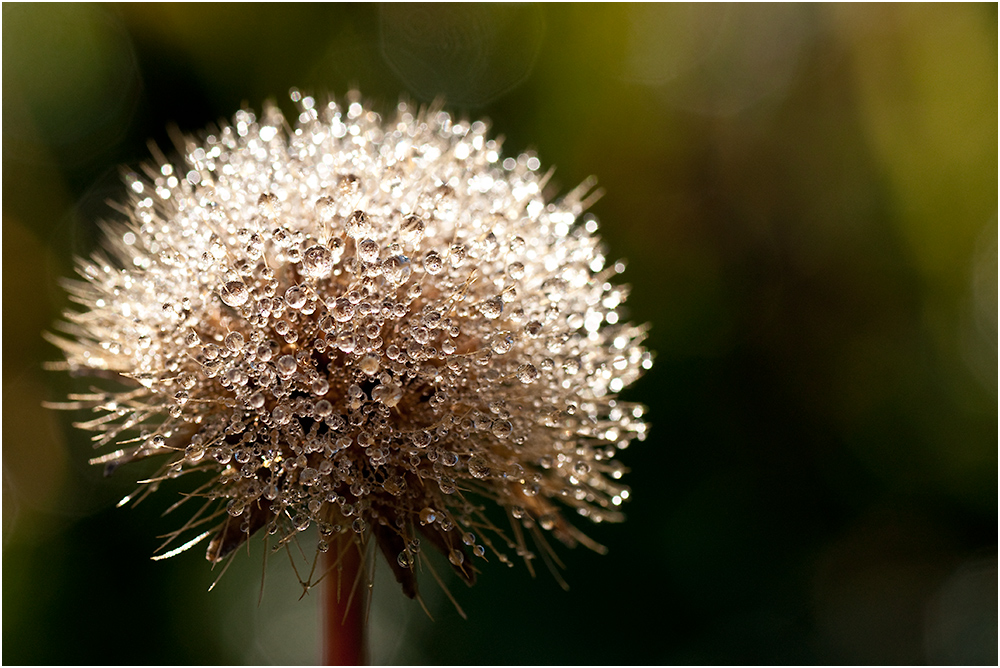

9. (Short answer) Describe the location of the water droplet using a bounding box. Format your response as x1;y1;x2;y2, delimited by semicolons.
480;297;503;320
491;420;512;439
302;245;334;277
397;551;414;568
359;354;380;375
399;215;425;244
258;193;280;219
468;454;491;479
423;250;444;275
276;355;297;377
346;210;371;238
419;507;437;525
507;261;525;280
412;431;431;448
491;331;514;354
284;285;307;309
448;549;465;566
338;174;363;199
331;297;355;322
449;244;466;267
358;238;379;263
372;382;403;407
220;281;249;307
224;331;245;352
336;331;355;353
381;255;411;286
516;363;539;384
315;196;336;222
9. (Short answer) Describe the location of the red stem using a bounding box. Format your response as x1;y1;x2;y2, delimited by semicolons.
322;540;367;665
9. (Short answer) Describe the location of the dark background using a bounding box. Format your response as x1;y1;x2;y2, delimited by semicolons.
3;3;997;665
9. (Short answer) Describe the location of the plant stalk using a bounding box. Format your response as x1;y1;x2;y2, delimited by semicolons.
322;539;367;665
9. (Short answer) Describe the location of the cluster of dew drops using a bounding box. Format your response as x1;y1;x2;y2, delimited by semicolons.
56;90;651;583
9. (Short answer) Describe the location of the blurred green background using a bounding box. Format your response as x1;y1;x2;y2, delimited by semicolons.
3;3;997;664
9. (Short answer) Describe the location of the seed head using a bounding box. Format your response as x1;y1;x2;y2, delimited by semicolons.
48;90;651;598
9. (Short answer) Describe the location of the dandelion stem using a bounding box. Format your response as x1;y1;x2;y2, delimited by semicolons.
323;539;367;665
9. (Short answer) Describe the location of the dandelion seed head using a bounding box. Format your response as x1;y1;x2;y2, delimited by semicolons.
49;91;651;596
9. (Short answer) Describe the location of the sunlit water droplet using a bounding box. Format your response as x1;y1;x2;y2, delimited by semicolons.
517;363;539;384
302;244;334;277
423;250;444;275
358;238;380;263
220;281;249;307
480;297;503;319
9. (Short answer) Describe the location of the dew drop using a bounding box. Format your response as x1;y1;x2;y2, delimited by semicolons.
220;281;249;307
284;285;307;309
258;193;280;219
338;174;363;199
397;551;414;568
507;261;525;280
276;355;297;377
331;297;355;322
419;507;437;525
399;215;425;244
358;238;380;263
423;250;444;275
224;331;245;352
346;210;371;238
449;244;466;268
448;549;465;566
491;420;512;439
315;196;336;223
516;363;539;384
381;255;411;286
372;382;402;407
359;354;380;376
249;391;265;409
491;331;514;354
302;245;334;278
336;331;355;353
480;297;503;320
468;454;491;479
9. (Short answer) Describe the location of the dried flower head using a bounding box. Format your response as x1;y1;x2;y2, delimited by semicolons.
48;90;651;598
